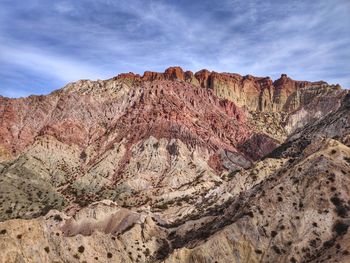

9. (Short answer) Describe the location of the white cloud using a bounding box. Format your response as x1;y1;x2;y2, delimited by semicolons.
0;0;349;96
54;1;75;14
0;44;108;82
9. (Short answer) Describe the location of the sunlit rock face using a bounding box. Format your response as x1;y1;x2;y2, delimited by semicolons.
0;67;349;263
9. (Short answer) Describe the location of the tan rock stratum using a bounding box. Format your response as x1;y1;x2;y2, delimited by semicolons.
0;67;349;262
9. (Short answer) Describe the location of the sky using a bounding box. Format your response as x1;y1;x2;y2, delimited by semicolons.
0;0;349;97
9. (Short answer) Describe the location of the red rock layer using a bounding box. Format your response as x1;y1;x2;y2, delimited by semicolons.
116;67;330;112
1;66;333;165
0;77;278;169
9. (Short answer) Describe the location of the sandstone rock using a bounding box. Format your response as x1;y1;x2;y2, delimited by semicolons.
0;67;349;263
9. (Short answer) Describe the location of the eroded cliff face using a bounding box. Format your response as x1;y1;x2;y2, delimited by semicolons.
0;67;349;263
112;66;342;112
112;66;345;142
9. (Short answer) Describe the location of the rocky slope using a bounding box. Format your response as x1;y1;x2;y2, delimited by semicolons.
0;67;349;263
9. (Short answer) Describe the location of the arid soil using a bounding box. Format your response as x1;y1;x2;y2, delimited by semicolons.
0;67;349;263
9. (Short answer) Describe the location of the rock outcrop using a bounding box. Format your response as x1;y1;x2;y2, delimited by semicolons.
112;67;342;113
0;67;349;263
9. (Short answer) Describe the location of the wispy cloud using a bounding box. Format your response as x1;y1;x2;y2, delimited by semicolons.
0;43;107;81
0;0;349;97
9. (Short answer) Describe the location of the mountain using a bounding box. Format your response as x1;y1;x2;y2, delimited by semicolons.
0;67;349;263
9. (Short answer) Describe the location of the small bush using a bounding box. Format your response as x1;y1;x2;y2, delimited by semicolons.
330;196;348;217
331;196;342;206
333;221;348;235
78;245;85;253
247;211;254;218
271;230;277;238
323;239;335;248
157;203;168;209
53;214;63;221
227;170;239;179
80;151;87;160
5;208;12;214
272;245;281;254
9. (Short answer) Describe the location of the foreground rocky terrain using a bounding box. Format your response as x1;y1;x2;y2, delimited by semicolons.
0;67;349;263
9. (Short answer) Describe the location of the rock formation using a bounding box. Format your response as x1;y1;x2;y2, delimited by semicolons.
0;67;349;263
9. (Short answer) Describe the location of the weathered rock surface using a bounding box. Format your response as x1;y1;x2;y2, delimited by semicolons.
0;67;349;262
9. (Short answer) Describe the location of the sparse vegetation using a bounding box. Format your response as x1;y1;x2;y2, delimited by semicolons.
78;245;85;253
0;67;348;263
330;196;349;217
80;151;87;160
53;214;63;221
333;221;348;235
272;245;281;254
227;170;239;179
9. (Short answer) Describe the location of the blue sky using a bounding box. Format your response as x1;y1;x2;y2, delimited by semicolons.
0;0;349;97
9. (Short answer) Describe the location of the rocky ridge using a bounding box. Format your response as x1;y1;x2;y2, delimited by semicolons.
0;67;349;263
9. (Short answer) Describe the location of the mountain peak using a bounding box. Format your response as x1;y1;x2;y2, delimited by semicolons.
0;65;349;263
63;67;336;113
